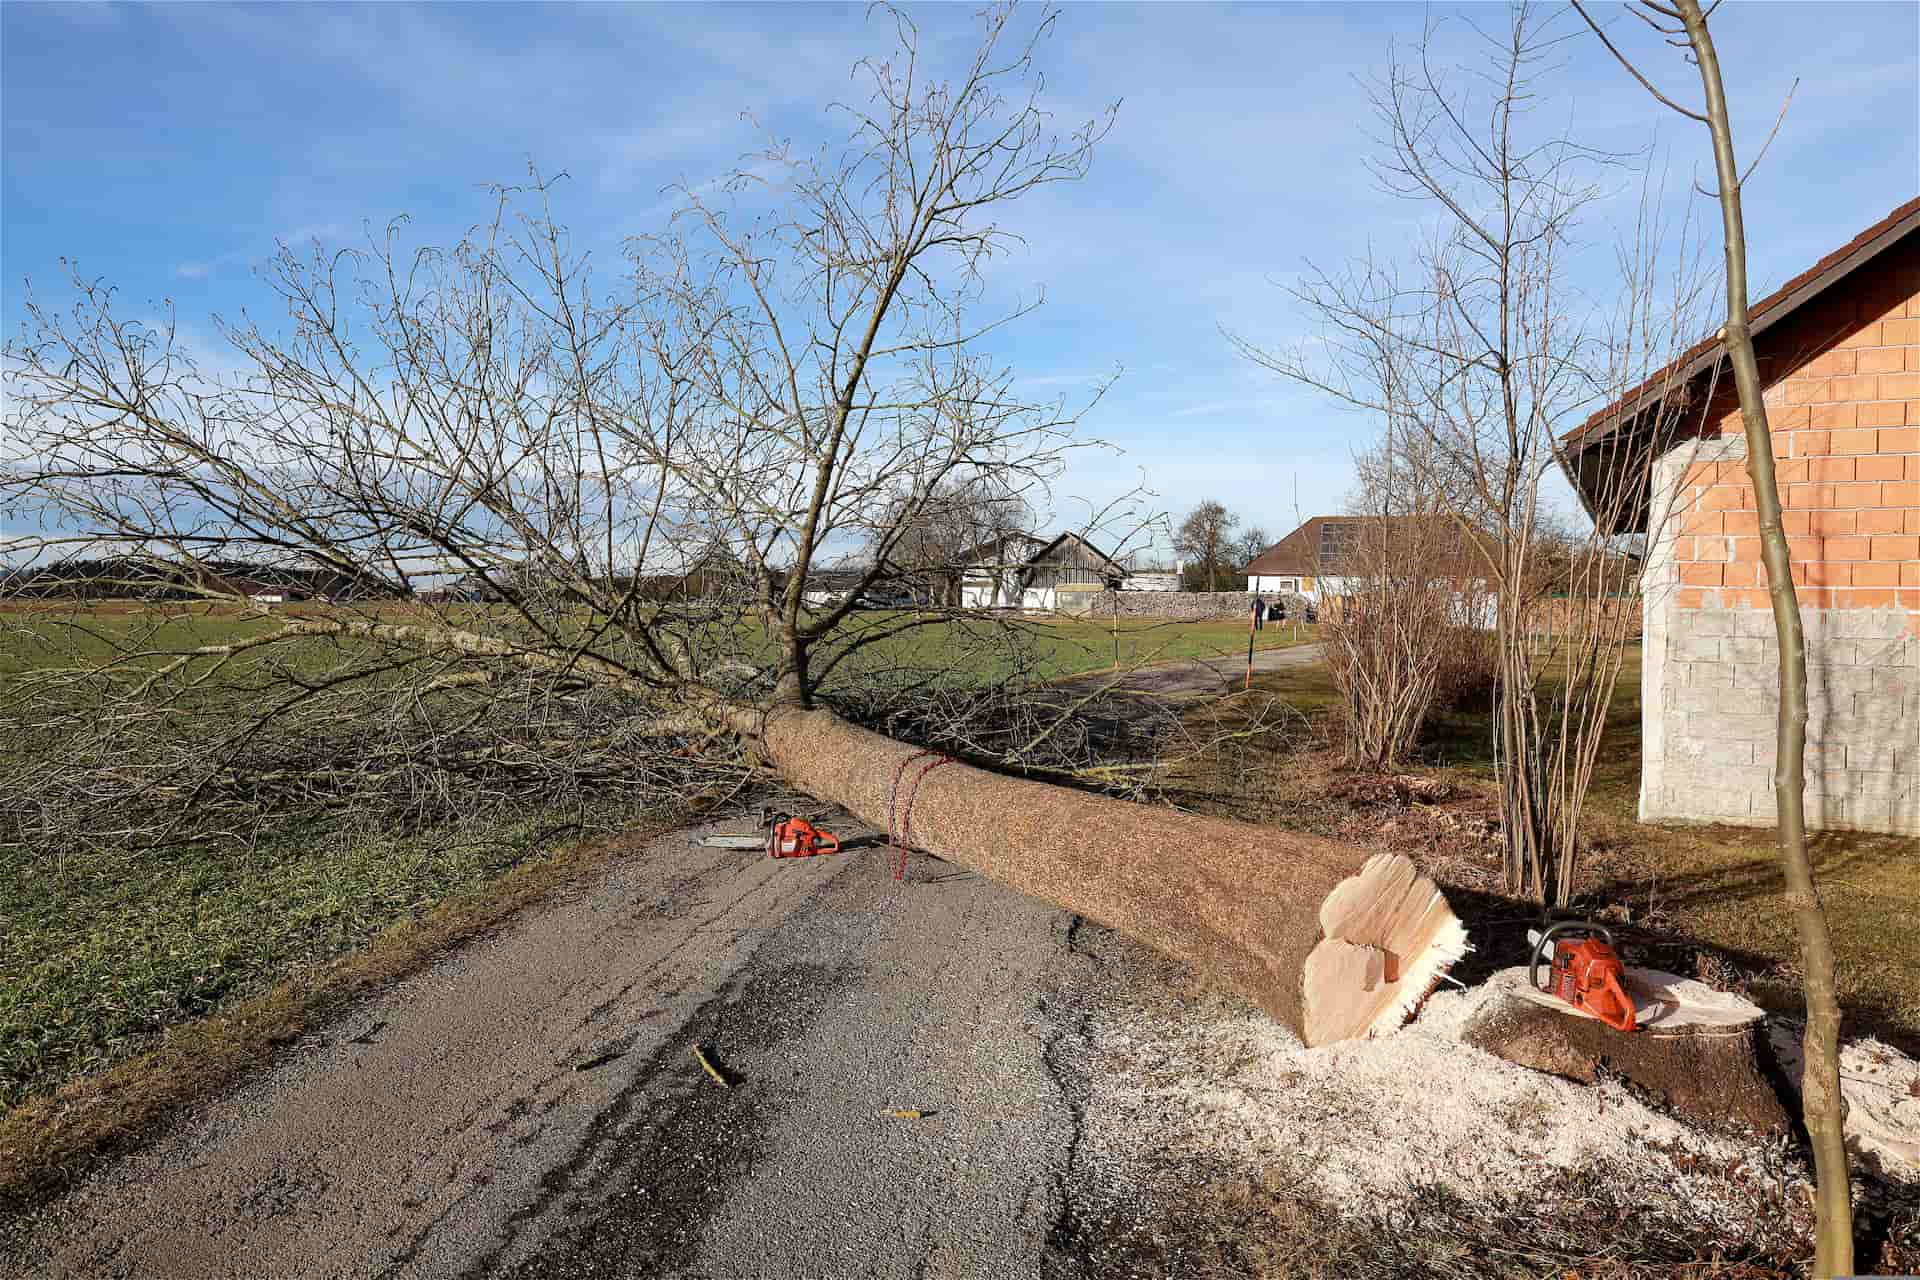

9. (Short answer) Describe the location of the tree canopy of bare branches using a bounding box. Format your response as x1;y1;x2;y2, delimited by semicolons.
1;2;1119;855
1173;500;1240;591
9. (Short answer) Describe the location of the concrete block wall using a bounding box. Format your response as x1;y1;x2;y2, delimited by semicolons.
1645;600;1918;832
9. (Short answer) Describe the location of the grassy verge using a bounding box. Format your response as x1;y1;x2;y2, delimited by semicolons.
0;809;622;1111
1177;654;1920;1049
0;809;685;1208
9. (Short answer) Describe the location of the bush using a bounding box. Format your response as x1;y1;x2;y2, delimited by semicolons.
1322;587;1449;769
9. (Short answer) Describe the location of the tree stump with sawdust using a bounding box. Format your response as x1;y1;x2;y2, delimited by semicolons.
1461;966;1786;1134
757;706;1468;1046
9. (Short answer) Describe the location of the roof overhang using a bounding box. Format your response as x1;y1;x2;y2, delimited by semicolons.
1561;197;1920;533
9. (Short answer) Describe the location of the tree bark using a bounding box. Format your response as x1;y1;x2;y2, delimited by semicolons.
756;705;1468;1045
1673;1;1853;1269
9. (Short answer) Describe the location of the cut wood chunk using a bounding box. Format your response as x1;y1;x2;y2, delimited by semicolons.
756;708;1469;1046
1305;853;1470;1045
1462;967;1786;1135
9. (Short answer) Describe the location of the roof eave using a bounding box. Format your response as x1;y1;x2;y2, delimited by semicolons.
1569;198;1920;459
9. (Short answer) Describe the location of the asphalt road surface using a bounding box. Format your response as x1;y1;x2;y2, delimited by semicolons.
2;817;1101;1280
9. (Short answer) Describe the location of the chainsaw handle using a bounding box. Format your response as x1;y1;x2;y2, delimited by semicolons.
814;830;839;856
1594;966;1639;1034
1528;920;1616;993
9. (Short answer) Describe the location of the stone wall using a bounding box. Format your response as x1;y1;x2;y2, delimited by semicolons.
1058;590;1269;620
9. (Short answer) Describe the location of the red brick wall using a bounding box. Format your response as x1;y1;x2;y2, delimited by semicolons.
1665;236;1920;628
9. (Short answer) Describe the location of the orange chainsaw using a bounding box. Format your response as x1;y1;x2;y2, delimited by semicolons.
762;810;841;860
1527;921;1638;1033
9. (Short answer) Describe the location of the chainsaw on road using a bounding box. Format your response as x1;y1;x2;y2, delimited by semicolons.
1527;921;1638;1033
694;808;847;859
760;809;842;860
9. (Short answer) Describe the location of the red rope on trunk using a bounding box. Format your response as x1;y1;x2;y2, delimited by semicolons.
886;749;955;881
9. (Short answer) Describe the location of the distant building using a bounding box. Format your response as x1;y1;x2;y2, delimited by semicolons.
1124;570;1181;593
1243;515;1497;626
959;532;1128;611
227;578;295;606
799;568;870;608
1243;517;1483;596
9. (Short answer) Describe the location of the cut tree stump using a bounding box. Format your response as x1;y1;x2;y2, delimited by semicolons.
756;706;1468;1046
1461;966;1786;1135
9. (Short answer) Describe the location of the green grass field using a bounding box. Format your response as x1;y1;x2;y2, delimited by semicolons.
0;601;1314;1116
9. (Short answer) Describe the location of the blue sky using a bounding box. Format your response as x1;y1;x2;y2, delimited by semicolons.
4;1;1916;552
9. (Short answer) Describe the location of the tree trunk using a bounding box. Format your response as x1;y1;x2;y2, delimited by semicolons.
1463;967;1785;1136
1674;1;1853;1270
757;706;1469;1045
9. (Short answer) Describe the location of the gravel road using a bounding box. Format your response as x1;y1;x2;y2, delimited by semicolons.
1;817;1100;1280
1052;640;1323;704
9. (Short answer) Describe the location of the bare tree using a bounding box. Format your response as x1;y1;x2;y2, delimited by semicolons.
1233;524;1271;570
1;2;1114;856
1572;1;1851;1268
1348;424;1495;532
1;4;1470;1061
1229;2;1709;907
1173;500;1239;591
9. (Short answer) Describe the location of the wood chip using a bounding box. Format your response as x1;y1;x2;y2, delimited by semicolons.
692;1044;731;1089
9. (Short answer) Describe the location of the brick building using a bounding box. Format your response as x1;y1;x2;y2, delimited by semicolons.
1565;197;1920;835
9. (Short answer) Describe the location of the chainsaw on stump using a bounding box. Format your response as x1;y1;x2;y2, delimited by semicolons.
761;809;841;860
1527;921;1638;1033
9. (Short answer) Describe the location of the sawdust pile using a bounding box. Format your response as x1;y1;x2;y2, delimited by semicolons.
1082;974;1814;1240
1769;1022;1920;1179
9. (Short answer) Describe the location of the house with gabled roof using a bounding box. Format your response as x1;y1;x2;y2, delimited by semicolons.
959;531;1128;611
1561;196;1919;835
1243;515;1496;603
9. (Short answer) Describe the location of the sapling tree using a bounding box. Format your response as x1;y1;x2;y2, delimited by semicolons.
1230;1;1711;905
1572;0;1853;1268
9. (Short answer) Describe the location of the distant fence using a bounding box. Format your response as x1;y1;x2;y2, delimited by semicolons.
1526;595;1643;643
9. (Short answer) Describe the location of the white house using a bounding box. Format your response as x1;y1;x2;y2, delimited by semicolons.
959;532;1128;611
1243;515;1498;626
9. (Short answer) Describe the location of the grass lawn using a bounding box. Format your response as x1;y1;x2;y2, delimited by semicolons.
0;600;1315;1148
1187;652;1920;1051
0;811;604;1112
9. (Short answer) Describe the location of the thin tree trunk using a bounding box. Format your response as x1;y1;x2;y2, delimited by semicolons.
1674;1;1852;1269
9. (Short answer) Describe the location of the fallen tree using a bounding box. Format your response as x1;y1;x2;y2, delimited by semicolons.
1;4;1466;1052
760;705;1465;1045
